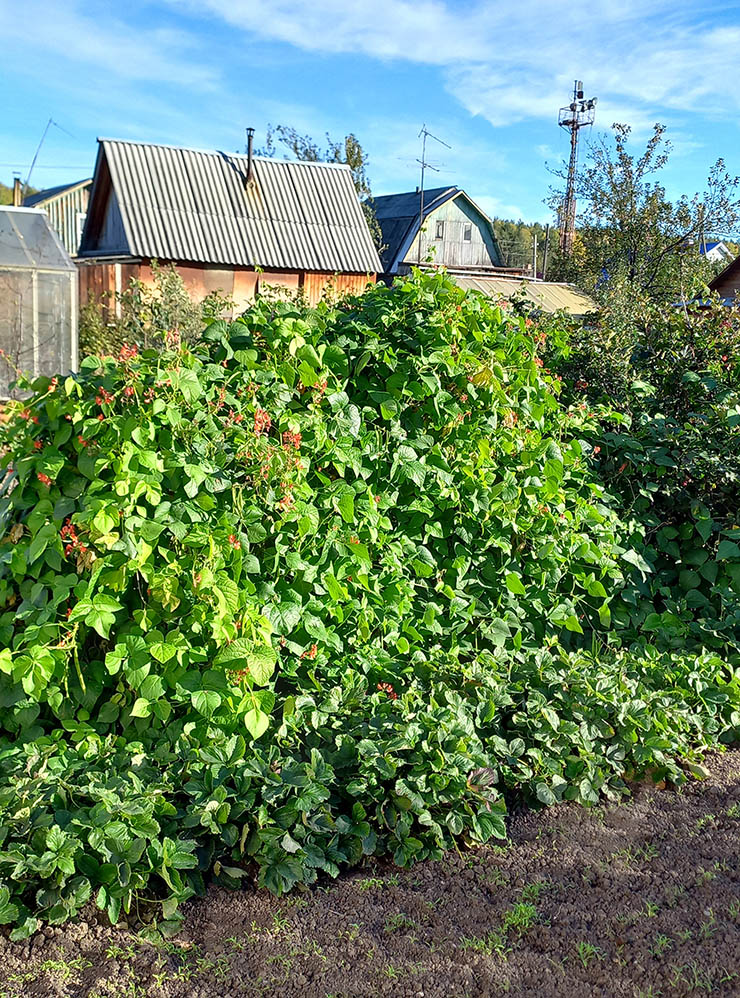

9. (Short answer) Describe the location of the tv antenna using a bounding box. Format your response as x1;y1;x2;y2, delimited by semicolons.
557;81;597;255
417;124;451;263
23;118;76;197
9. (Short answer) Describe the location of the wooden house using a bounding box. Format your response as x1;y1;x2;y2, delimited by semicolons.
23;179;92;257
372;186;521;278
709;253;740;303
701;240;734;265
77;138;381;309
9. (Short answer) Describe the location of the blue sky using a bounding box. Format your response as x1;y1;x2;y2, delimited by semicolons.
3;0;740;226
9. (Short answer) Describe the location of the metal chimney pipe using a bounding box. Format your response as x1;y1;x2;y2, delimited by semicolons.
12;176;22;207
246;127;255;189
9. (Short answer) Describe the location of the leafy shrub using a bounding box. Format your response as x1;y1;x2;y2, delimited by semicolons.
549;298;740;654
79;261;232;358
0;271;737;938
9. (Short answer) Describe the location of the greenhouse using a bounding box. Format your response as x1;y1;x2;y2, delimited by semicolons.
0;206;77;398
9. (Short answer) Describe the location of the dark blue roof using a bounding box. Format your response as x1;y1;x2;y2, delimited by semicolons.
371;187;462;271
372;186;457;220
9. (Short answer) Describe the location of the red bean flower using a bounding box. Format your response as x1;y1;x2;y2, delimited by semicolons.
254;408;271;436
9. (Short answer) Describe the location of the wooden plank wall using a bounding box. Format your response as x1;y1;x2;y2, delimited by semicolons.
302;272;375;303
45;185;90;256
77;262;376;315
712;264;740;302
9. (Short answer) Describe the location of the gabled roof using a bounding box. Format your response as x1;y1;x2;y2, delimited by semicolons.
24;178;92;208
372;186;456;221
370;186;503;273
0;207;75;271
79;139;381;275
709;252;740;294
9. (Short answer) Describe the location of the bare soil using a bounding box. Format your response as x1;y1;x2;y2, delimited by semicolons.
2;749;739;998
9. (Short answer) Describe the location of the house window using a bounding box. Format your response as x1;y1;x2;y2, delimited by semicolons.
435;220;444;239
463;223;472;241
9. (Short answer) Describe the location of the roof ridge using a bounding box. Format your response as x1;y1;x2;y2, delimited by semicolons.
373;185;456;199
99;138;352;170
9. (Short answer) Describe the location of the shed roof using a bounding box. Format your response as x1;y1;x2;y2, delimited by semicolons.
0;206;75;271
79;139;381;274
24;178;92;208
453;275;596;316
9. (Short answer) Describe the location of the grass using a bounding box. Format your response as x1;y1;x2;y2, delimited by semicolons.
650;934;673;957
356;874;400;892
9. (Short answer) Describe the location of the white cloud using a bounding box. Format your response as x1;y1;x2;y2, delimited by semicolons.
171;0;487;64
172;0;740;134
1;0;218;89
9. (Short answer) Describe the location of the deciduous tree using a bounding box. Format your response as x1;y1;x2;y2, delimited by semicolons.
549;123;740;302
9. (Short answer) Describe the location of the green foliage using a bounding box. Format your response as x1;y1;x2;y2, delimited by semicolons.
78;261;232;358
0;181;38;205
548;122;740;301
0;270;737;937
550;297;740;652
492;218;551;274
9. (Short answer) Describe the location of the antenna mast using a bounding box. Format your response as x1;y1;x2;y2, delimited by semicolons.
417;124;451;264
23;118;76;197
557;81;597;255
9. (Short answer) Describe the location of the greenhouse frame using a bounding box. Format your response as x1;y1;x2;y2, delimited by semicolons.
0;206;77;398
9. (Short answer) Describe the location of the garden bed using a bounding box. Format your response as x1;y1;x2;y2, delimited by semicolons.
3;747;738;998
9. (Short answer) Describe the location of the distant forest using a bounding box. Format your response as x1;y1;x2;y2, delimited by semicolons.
0;181;38;204
492;218;553;275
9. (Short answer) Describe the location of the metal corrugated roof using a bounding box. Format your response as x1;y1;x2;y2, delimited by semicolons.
23;179;92;208
89;139;381;274
453;276;596;316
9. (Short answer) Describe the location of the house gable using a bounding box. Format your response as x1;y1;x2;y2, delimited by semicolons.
95;190;129;254
709;253;740;301
373;187;504;274
401;194;502;270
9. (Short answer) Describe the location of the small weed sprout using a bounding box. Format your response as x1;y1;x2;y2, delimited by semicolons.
384;912;415;934
521;880;549;902
650;934;673;957
575;942;604;969
698;909;717;940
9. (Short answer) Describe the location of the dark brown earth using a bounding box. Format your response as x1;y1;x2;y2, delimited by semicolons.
2;749;739;998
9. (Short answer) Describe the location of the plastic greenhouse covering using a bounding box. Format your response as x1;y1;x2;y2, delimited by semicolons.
0;207;77;398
